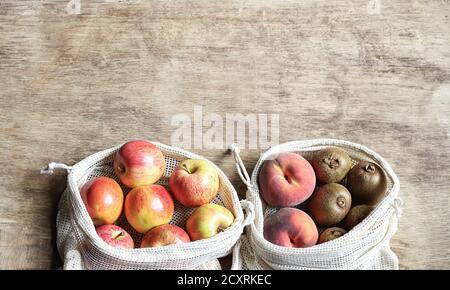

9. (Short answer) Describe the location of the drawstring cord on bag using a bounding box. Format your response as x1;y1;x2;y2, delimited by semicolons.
392;197;404;218
40;162;73;174
240;200;255;227
229;143;253;189
230;239;242;270
229;144;256;270
231;200;255;270
228;143;256;228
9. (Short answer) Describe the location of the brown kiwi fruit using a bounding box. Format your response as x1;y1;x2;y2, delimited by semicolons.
318;227;347;244
308;183;352;226
347;161;388;206
344;205;374;230
311;147;352;183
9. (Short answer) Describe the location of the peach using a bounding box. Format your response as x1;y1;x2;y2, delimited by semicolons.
259;153;316;207
263;208;318;248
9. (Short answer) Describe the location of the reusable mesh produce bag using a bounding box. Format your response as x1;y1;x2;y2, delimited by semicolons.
229;139;403;270
42;142;254;270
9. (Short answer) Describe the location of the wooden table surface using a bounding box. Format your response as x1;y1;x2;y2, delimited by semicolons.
1;0;449;269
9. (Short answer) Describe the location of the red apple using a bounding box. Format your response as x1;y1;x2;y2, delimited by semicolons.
80;177;124;226
124;184;174;233
186;204;234;241
264;208;318;248
259;152;316;207
96;224;134;249
169;159;219;207
140;224;190;248
114;140;166;188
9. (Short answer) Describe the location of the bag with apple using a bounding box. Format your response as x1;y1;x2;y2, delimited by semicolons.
42;140;254;269
230;139;403;270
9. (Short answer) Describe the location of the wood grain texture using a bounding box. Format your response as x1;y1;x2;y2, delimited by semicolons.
1;0;449;269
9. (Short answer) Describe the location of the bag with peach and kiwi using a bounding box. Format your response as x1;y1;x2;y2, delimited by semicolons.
230;139;402;270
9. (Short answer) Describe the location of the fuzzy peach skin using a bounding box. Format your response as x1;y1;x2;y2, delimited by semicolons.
263;208;318;248
258;153;316;207
169;159;219;207
125;185;174;233
186;204;234;241
96;224;134;249
114;140;166;188
140;224;190;248
80;177;124;226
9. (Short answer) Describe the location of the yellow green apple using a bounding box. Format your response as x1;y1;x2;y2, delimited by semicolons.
186;204;234;241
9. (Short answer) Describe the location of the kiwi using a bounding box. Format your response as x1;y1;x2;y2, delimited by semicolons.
311;147;352;184
347;161;388;206
318;227;347;244
344;205;374;230
308;183;352;226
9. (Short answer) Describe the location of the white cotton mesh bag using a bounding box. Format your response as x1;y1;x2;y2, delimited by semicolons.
229;139;403;270
43;141;254;270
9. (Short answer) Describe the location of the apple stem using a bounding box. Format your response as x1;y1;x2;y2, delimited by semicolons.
112;230;125;240
117;163;126;174
182;163;191;174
